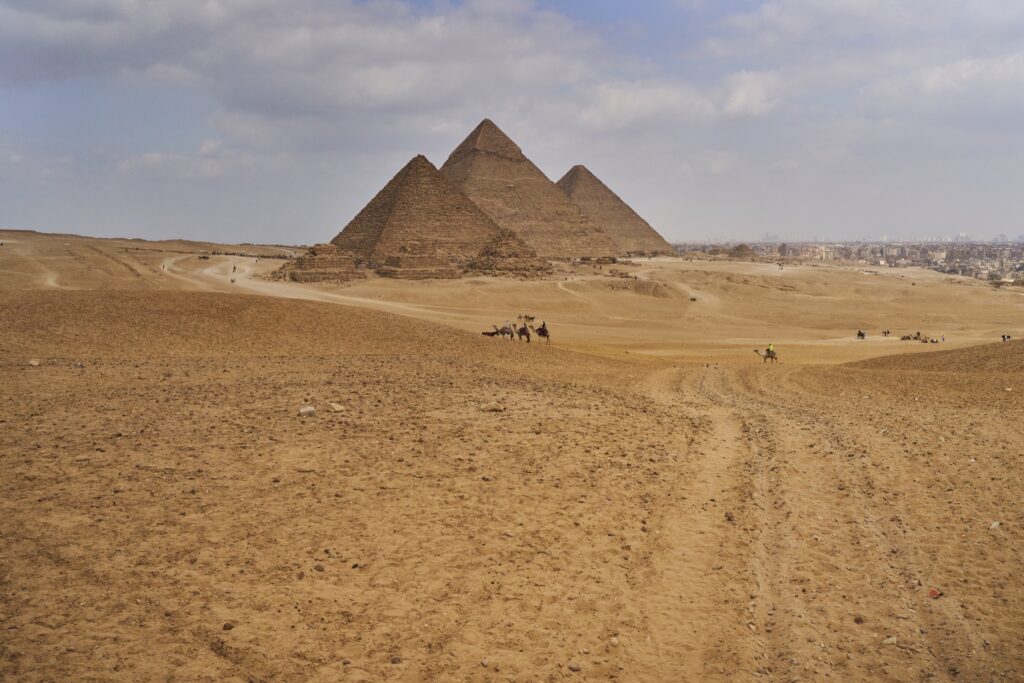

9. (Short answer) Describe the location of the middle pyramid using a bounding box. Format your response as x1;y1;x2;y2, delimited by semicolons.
440;119;619;259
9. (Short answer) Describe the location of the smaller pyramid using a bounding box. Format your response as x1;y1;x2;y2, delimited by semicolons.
465;229;552;277
331;154;506;277
557;165;673;256
275;243;363;283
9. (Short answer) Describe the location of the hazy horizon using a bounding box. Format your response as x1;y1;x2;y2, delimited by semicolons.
2;0;1023;245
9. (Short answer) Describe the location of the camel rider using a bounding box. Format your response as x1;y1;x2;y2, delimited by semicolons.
767;343;775;354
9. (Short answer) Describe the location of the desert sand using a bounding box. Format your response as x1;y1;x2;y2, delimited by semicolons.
2;229;1023;682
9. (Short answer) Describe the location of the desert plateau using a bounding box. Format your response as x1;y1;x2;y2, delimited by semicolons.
2;228;1022;682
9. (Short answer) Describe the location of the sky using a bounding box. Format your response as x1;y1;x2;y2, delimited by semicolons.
1;0;1023;245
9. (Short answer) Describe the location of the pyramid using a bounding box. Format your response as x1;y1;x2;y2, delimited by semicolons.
275;243;363;283
557;165;674;256
465;229;552;277
331;154;506;277
440;119;619;259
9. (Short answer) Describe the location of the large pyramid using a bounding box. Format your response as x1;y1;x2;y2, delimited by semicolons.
331;154;507;277
440;120;619;259
557;165;674;256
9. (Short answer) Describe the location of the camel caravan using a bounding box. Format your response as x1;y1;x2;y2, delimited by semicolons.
482;315;550;344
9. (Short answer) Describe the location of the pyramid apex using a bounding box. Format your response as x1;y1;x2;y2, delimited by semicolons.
445;118;524;163
407;154;435;168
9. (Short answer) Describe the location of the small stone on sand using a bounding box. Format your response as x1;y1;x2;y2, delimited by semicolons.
298;405;316;417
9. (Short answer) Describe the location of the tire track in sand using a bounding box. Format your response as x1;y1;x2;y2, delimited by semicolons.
629;365;768;681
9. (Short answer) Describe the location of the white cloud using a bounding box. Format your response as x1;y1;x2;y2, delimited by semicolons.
579;80;716;130
2;0;1024;242
116;138;250;180
720;70;783;117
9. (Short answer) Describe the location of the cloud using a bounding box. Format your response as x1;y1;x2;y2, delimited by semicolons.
861;52;1024;116
719;70;783;117
116;138;250;180
578;80;716;130
2;0;1024;242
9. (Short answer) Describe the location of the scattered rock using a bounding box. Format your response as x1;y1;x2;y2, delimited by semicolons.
882;636;897;645
480;658;489;668
481;402;505;413
342;658;351;665
390;655;402;665
298;405;316;417
724;511;735;523
928;587;943;599
223;622;235;631
314;564;325;572
567;662;581;672
609;636;620;647
990;521;1001;530
28;359;40;367
328;402;345;413
853;615;864;624
481;475;493;481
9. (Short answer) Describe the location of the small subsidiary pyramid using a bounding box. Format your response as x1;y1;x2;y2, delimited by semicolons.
275;242;363;283
465;229;552;276
440;120;618;259
557;165;674;256
331;154;506;277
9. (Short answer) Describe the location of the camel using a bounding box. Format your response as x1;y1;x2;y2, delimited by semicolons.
857;330;866;339
754;349;778;363
482;324;514;340
516;324;531;343
531;322;551;345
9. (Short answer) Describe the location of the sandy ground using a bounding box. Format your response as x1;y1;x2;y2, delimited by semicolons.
1;229;1023;681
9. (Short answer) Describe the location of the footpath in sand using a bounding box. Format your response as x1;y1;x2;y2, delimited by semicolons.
1;230;1023;681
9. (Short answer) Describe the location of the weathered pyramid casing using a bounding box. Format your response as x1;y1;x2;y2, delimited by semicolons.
440;119;618;259
331;154;506;276
557;165;674;256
